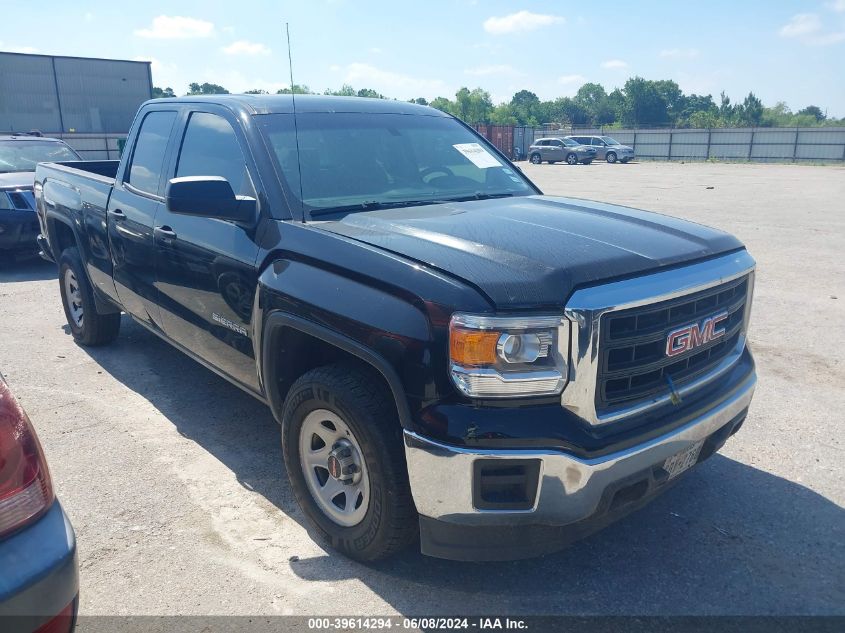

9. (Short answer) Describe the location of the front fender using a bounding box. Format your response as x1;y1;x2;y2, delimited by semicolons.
256;258;436;429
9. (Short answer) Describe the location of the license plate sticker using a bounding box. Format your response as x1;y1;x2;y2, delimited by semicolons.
663;440;705;479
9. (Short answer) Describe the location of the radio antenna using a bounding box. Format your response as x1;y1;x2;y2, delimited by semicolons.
286;22;305;221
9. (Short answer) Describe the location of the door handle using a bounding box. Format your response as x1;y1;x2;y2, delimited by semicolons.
154;226;177;239
109;209;126;221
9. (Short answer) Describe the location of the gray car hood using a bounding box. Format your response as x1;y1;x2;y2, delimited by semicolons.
317;195;744;308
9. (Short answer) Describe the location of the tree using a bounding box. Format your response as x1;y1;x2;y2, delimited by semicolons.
653;79;684;124
152;86;175;99
356;88;385;99
410;97;429;106
429;96;457;116
454;87;493;123
797;105;825;122
244;89;269;94
738;92;764;126
277;84;313;94
187;82;229;95
574;82;610;125
621;77;668;126
324;84;356;96
489;102;518;125
510;90;541;125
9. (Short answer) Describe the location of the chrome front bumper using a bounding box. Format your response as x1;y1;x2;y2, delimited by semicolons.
405;370;755;527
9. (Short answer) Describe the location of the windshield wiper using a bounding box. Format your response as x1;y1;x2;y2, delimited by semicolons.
309;192;517;218
440;191;516;203
309;198;448;217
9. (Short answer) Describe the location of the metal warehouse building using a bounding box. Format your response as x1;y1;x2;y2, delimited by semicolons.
0;52;152;135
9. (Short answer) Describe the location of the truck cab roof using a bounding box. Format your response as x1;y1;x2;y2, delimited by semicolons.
141;94;447;117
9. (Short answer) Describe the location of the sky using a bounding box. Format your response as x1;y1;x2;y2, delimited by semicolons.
1;0;844;116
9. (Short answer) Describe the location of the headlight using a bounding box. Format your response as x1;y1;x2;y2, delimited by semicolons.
449;313;569;398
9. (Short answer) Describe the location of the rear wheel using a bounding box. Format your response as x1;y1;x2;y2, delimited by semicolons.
282;363;417;561
529;153;542;165
566;153;578;165
606;151;618;164
59;247;120;346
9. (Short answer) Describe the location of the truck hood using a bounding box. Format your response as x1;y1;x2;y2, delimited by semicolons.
317;195;744;307
0;171;34;190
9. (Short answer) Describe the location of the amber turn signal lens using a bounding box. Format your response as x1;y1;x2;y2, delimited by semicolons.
450;327;499;366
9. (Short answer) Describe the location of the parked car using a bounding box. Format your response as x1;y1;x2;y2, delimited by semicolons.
0;135;80;259
35;95;756;562
528;137;596;165
568;135;635;163
0;374;78;632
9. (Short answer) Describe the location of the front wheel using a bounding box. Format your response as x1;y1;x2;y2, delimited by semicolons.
606;151;618;164
59;247;121;346
566;153;578;165
282;363;417;561
529;153;542;165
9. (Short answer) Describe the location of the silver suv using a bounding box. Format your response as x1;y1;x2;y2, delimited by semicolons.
567;135;635;163
528;137;596;165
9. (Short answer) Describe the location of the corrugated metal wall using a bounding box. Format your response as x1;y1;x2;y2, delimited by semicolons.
0;52;151;134
529;126;845;162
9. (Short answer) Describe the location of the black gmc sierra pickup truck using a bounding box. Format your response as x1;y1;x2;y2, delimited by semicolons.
34;95;756;561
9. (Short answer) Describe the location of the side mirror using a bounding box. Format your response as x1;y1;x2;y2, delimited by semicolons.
165;176;256;223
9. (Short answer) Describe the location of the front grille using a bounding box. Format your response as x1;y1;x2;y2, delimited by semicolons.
596;275;749;409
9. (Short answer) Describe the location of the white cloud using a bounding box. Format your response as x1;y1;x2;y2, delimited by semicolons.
826;0;845;12
558;74;585;84
464;64;516;76
337;63;450;99
135;15;215;39
779;13;845;46
601;59;628;69
222;40;271;56
811;31;845;45
369;47;383;54
1;44;39;54
659;48;700;59
134;56;180;90
779;13;822;38
483;11;564;35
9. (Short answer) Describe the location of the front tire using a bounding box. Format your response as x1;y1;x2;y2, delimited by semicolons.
606;151;618;164
566;153;578;165
59;247;120;346
282;363;417;561
529;153;542;165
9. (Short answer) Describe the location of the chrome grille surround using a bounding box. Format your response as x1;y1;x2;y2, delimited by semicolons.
562;251;755;426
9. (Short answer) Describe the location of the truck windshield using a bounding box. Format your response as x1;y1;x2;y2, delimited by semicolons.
0;141;80;173
257;112;533;217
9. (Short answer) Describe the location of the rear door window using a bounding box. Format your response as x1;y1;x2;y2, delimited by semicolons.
127;111;177;195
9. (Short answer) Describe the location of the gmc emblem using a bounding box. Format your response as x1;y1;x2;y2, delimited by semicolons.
665;311;729;357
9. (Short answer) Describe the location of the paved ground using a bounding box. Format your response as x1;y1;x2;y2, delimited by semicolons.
1;162;843;616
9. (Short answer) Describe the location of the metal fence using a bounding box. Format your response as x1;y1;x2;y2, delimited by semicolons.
58;126;845;164
57;134;125;160
525;126;845;162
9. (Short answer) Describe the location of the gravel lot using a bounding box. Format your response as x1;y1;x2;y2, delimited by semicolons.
1;161;843;617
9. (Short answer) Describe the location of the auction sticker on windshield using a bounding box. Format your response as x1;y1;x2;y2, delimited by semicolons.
453;143;501;168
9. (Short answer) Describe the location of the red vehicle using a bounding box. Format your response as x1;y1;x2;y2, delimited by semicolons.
0;375;78;632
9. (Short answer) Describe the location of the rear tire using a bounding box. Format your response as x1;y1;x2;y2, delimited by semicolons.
59;247;121;346
529;153;542;165
606;151;618;164
282;363;417;562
